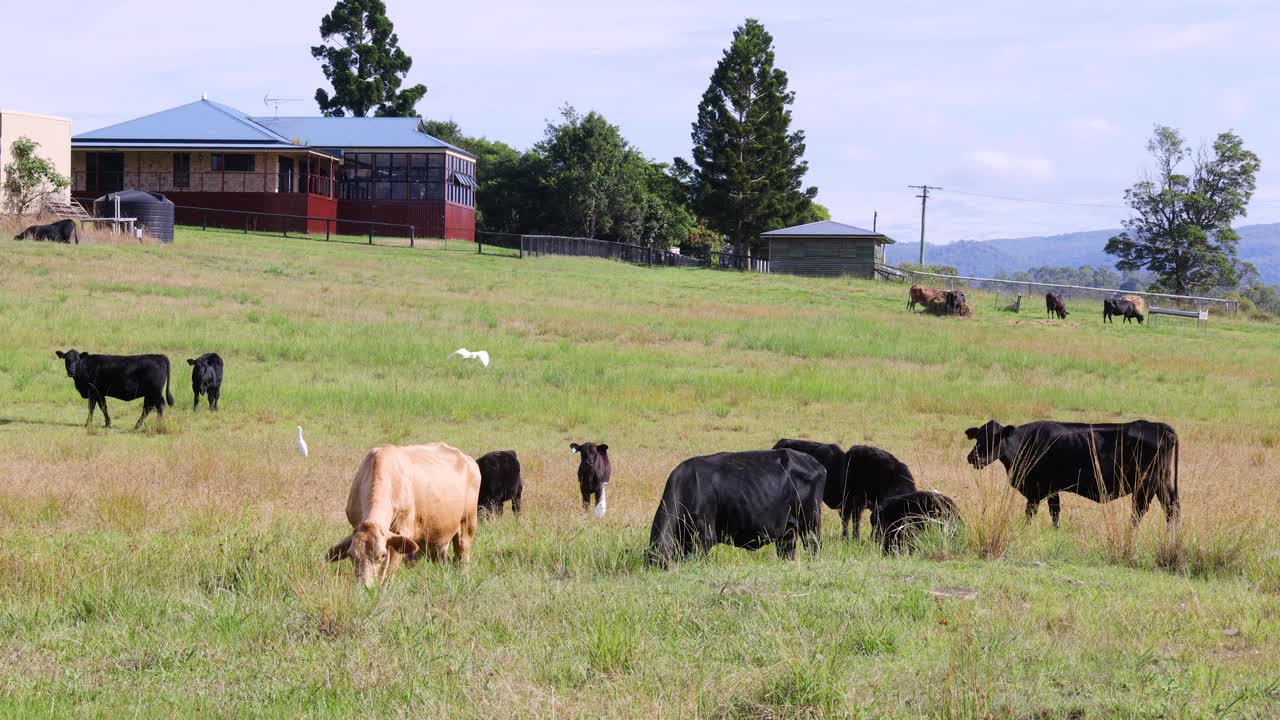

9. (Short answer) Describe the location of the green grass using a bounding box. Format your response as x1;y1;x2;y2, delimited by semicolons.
0;228;1277;717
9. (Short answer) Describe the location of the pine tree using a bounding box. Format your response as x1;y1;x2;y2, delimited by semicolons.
311;0;427;117
678;19;816;256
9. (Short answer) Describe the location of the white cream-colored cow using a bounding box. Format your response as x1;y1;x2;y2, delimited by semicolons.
327;442;481;587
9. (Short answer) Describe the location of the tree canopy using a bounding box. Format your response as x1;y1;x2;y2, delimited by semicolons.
311;0;427;117
2;137;69;215
677;18;817;255
1105;125;1260;295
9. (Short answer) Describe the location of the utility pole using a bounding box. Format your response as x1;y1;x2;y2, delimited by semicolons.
872;210;878;232
907;185;942;265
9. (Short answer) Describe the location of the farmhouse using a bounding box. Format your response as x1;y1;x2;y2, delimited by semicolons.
763;220;896;279
71;99;476;240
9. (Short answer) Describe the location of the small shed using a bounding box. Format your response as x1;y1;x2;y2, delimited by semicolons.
762;220;896;279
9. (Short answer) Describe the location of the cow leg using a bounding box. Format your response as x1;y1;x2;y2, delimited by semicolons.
511;486;522;515
1131;490;1152;526
452;531;473;565
582;490;592;512
193;390;201;411
775;531;797;560
1047;494;1062;528
86;396;96;427
99;398;111;427
210;389;219;411
1024;498;1039;522
135;403;153;429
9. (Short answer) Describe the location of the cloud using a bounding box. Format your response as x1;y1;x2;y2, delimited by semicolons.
1068;117;1115;137
969;150;1055;182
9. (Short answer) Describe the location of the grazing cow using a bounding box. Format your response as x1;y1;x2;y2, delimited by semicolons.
843;445;918;539
944;290;968;316
772;440;917;539
874;490;961;554
186;352;223;411
326;443;481;587
15;219;78;244
476;450;523;516
907;284;944;312
1103;297;1144;324
570;442;611;515
54;349;173;428
646;449;826;566
1045;292;1069;320
964;419;1179;528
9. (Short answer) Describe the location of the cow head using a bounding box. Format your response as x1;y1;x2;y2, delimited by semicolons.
326;521;419;588
570;442;608;465
55;349;86;378
187;354;215;387
964;420;1015;469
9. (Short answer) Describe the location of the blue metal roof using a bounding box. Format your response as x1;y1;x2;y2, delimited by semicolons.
761;220;893;242
74;100;295;146
252;116;475;157
72;99;476;158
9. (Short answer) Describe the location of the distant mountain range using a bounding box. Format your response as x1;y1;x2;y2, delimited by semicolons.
884;223;1280;285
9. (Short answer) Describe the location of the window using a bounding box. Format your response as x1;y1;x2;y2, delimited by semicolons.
211;153;255;172
172;153;191;189
85;152;125;193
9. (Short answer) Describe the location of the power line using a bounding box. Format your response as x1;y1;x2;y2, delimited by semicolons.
908;184;942;264
939;188;1123;210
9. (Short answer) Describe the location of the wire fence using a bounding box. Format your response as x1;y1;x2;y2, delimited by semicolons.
901;268;1240;314
476;231;771;272
178;205;453;250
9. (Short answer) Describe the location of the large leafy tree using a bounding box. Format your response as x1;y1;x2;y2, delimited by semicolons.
1105;125;1260;294
2;137;69;215
311;0;427;117
677;18;816;256
538;106;631;240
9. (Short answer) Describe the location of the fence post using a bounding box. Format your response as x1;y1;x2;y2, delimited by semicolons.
368;226;373;245
243;215;248;234
410;226;415;249
202;210;207;231
325;219;330;242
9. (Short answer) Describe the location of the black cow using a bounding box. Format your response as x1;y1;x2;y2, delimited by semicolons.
570;442;611;514
944;290;967;316
15;219;78;244
772;440;917;539
477;450;523;517
55;349;173;428
1045;292;1069;319
1103;298;1143;324
646;449;826;566
874;490;961;554
186;352;223;411
964;419;1179;528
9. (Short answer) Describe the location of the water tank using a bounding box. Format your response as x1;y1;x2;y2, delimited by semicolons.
94;189;175;243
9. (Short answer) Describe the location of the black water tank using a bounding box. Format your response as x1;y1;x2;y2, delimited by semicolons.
94;189;175;243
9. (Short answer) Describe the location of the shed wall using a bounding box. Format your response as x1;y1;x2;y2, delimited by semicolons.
768;238;879;278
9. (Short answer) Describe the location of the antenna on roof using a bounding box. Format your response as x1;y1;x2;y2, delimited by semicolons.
263;92;304;119
202;91;208;101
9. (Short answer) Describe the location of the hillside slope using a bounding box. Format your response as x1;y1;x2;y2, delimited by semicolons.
886;223;1280;283
0;230;1277;717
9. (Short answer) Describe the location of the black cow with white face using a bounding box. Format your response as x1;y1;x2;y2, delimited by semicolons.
964;419;1179;528
186;352;223;411
476;450;523;517
647;449;826;566
55;349;173;428
570;442;611;516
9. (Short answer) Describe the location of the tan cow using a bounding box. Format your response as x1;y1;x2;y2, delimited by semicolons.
326;442;481;587
907;284;944;312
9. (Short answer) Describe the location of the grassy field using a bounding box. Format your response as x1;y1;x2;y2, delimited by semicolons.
1;227;1278;718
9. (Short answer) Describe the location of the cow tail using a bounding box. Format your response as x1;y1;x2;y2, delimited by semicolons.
1172;432;1179;509
165;358;174;407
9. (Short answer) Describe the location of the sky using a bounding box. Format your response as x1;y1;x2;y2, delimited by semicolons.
4;0;1280;244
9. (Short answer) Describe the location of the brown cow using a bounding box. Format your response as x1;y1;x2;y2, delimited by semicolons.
326;442;481;587
907;284;943;312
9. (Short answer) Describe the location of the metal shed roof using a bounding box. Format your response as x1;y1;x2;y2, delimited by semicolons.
252;116;475;157
761;220;893;242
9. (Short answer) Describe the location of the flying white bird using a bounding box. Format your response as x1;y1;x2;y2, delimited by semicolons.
450;348;490;368
594;484;608;518
296;426;309;458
